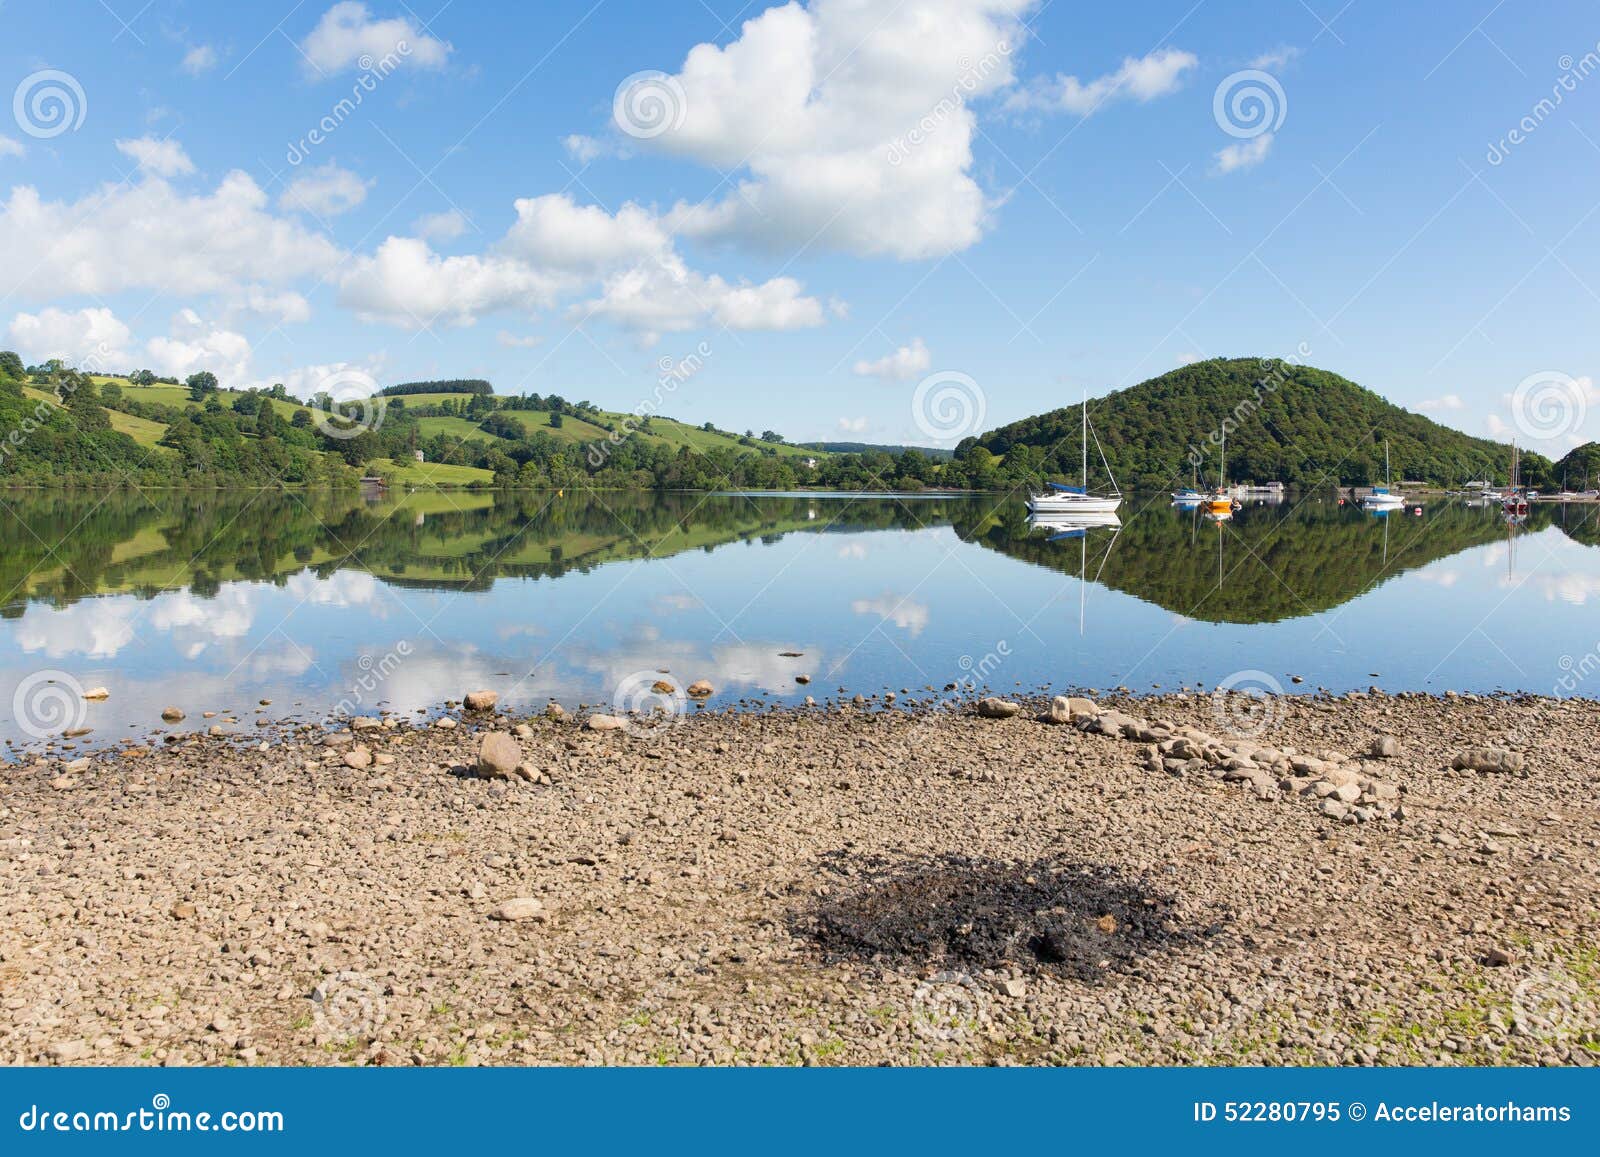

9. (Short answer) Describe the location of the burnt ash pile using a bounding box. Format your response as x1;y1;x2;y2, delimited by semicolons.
794;855;1213;981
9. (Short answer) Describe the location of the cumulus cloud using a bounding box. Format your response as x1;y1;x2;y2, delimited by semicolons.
1249;47;1301;71
0;135;23;160
300;1;452;75
145;309;253;383
245;359;385;401
496;331;543;348
1417;394;1464;412
338;236;564;328
501;194;671;273
115;136;196;177
182;45;219;75
578;251;824;338
1214;133;1274;173
838;416;869;433
228;287;313;325
7;307;132;366
633;0;1035;260
279;161;372;216
563;134;613;164
1006;47;1198;115
853;338;931;381
851;592;930;636
0;172;340;301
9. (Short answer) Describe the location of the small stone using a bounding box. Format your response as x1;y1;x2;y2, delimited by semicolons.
687;681;714;698
587;714;626;731
80;686;110;700
434;717;458;730
1095;914;1118;934
342;746;372;770
1451;747;1525;774
463;690;499;712
1369;736;1400;758
651;680;675;695
476;732;521;779
47;1040;88;1061
170;902;196;920
161;706;186;722
321;731;354;747
490;897;545;922
513;723;534;739
1000;978;1027;999
795;675;811;685
1485;946;1514;967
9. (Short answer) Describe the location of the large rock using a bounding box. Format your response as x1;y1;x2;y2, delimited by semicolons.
160;706;185;722
1451;747;1525;774
463;689;499;712
687;680;714;698
490;897;545;922
587;714;626;731
1369;735;1400;758
1046;695;1097;724
477;732;521;779
977;697;1023;719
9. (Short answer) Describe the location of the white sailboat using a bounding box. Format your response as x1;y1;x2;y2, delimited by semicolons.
1027;392;1122;515
1362;440;1405;510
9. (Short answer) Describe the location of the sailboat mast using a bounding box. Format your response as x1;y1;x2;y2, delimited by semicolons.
1081;391;1088;490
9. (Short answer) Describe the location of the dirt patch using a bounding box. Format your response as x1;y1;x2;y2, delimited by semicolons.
792;854;1213;981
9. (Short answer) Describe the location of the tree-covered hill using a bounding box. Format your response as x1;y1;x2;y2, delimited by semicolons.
965;358;1550;490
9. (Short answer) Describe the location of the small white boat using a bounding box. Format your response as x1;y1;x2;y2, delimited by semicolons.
1028;393;1121;515
1362;440;1405;511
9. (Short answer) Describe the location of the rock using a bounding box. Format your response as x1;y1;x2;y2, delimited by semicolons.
1000;978;1027;999
342;746;372;770
321;731;354;747
434;717;458;730
1046;695;1096;724
476;732;521;779
1485;946;1514;967
587;714;626;731
795;675;811;685
80;687;110;700
160;706;186;722
545;703;567;720
464;690;499;711
170;902;196;920
687;681;714;698
651;680;675;695
350;716;382;731
1333;782;1362;804
1452;747;1525;774
490;897;545;923
1319;799;1349;820
977;697;1023;719
47;1040;88;1062
513;723;534;739
1369;735;1400;758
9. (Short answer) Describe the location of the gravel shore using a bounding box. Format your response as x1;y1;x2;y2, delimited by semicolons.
3;690;1598;1067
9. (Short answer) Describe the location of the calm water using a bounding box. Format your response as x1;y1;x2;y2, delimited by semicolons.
4;489;1600;752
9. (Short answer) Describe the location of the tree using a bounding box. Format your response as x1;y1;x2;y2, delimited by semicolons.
761;430;784;443
186;371;219;401
0;350;24;380
549;412;564;429
129;369;157;386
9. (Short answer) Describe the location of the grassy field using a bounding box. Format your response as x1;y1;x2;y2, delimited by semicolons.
380;458;495;487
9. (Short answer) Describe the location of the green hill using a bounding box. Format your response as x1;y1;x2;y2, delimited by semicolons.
969;358;1549;490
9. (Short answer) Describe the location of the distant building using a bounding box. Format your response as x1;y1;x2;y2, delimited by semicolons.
413;450;426;462
803;457;819;469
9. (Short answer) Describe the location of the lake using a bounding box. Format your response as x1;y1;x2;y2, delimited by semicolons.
3;489;1599;752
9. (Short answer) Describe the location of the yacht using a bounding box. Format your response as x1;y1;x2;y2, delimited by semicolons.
1028;394;1122;515
1362;440;1406;511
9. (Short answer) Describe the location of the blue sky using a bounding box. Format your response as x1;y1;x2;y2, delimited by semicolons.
2;0;1597;452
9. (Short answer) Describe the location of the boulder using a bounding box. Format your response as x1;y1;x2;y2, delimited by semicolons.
977;697;1023;719
476;732;521;779
1451;747;1525;774
587;714;626;731
1369;735;1400;758
490;897;545;923
463;690;499;712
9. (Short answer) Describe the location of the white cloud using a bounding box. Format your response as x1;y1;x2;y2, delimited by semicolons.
500;193;671;273
413;208;468;241
1486;413;1511;439
338;236;564;328
115;136;196;177
853;338;931;381
1214;132;1274;173
279;161;372;216
851;592;930;636
229;287;313;325
563;134;612;164
1249;47;1301;71
7;307;132;366
145;309;253;384
301;2;452;76
838;416;869;433
1006;47;1198;115
1176;352;1202;366
496;330;543;348
636;0;1035;261
0;172;341;301
1417;394;1464;412
182;45;219;75
0;135;23;160
579;251;823;338
246;359;385;401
